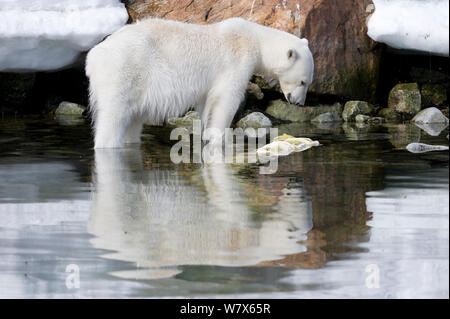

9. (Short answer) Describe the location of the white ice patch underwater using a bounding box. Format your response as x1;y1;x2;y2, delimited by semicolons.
0;0;128;71
367;0;449;56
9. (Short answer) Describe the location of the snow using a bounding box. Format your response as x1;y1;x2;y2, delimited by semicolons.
0;0;128;72
367;0;449;56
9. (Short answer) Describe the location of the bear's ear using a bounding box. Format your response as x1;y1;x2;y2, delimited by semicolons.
287;49;297;60
301;38;309;46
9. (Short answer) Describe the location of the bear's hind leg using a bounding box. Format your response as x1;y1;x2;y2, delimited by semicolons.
94;110;132;149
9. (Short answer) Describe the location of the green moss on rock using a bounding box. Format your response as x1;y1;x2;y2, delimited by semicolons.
388;83;421;116
54;101;86;116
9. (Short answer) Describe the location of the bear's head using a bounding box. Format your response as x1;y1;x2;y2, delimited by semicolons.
276;38;314;106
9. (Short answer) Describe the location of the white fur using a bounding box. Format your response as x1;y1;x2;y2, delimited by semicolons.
86;18;314;148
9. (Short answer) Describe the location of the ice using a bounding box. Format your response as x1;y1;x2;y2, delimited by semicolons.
0;0;128;71
367;0;449;56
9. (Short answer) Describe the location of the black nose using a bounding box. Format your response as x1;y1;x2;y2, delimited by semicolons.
286;93;292;103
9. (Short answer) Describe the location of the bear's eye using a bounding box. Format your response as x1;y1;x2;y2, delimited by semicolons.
300;81;305;86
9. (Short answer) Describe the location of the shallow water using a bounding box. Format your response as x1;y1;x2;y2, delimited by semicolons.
0;116;448;298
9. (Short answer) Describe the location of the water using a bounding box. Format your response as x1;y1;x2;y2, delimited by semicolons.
0;116;448;298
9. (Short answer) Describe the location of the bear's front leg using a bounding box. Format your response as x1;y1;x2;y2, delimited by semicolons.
202;80;247;145
94;111;133;149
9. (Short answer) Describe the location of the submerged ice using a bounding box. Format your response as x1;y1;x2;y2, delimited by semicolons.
367;0;449;56
0;0;128;71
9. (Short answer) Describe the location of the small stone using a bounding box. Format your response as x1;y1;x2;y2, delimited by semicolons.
367;117;385;124
167;110;200;133
311;112;342;123
55;101;86;116
355;114;371;123
421;84;447;107
354;115;385;125
342;101;374;122
236;112;272;130
412;107;449;124
388;83;421;116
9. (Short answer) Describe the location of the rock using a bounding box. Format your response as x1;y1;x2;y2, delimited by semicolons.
388;83;421;116
311;112;342;123
266;100;342;122
236;112;272;130
378;108;401;123
167;110;200;133
355;114;371;123
342;100;374;122
406;143;449;154
412;107;449;124
123;0;382;102
54;101;86;116
421;84;447;107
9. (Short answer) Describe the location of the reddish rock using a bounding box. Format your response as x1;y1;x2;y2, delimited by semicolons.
121;0;381;102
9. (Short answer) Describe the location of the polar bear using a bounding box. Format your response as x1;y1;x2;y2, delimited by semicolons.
86;18;314;148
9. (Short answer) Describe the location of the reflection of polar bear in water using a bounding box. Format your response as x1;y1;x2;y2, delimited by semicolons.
88;149;313;279
86;18;314;148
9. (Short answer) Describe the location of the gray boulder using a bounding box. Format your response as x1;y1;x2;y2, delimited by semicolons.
412;107;449;124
